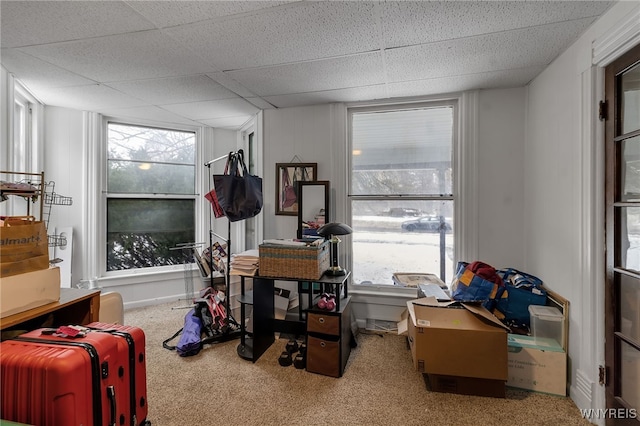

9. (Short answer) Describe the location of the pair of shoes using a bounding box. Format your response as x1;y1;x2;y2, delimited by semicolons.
279;339;306;368
317;293;336;311
292;341;307;369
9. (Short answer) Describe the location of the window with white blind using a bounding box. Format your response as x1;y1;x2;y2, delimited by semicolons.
348;101;457;286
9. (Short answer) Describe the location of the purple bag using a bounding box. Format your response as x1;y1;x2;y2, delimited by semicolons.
162;309;203;357
177;309;203;357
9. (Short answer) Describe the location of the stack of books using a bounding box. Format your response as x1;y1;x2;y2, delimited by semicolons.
229;249;259;276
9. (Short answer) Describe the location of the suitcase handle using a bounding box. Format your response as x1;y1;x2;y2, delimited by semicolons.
107;385;117;426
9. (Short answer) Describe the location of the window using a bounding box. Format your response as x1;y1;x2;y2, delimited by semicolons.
348;101;456;286
106;122;196;271
11;83;39;173
13;92;28;172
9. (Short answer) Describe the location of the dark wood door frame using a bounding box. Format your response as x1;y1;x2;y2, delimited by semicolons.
604;42;640;425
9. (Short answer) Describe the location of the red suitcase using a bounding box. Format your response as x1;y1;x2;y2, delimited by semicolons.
0;327;140;426
86;322;149;426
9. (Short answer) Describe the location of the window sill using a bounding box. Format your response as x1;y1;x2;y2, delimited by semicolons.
97;267;197;288
349;285;417;307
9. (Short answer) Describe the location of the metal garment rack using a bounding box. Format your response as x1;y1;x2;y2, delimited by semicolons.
169;242;206;310
203;152;242;343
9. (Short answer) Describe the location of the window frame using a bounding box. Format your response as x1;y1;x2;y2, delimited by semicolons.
10;81;42;174
100;118;203;277
342;93;479;295
347;99;458;287
2;77;43;219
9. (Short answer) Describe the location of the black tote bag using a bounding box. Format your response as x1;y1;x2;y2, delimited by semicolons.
213;150;263;222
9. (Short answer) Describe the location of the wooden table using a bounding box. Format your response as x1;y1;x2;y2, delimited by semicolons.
0;288;101;332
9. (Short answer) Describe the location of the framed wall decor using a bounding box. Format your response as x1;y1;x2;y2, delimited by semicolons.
275;163;317;216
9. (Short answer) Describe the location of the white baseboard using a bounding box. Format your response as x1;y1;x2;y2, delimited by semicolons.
123;293;188;310
571;369;598;425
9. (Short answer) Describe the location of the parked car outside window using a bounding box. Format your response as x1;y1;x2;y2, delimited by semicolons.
379;207;422;217
401;216;452;233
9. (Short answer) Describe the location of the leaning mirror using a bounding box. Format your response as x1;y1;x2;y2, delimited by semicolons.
297;181;330;240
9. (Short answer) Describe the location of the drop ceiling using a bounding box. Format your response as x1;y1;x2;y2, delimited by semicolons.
0;1;615;130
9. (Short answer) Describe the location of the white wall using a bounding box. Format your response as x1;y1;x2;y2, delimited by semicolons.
477;87;526;268
525;0;640;418
43;106;86;284
263;104;335;240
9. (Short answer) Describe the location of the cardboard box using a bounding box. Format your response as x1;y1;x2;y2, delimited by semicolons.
398;297;510;381
0;217;50;278
1;266;61;318
424;373;506;398
507;334;567;396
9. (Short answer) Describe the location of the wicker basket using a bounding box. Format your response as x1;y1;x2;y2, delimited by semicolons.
259;241;330;280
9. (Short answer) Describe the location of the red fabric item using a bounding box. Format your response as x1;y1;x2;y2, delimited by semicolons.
467;261;504;287
204;188;225;218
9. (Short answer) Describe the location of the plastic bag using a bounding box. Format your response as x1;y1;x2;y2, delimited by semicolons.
451;261;504;309
494;268;547;327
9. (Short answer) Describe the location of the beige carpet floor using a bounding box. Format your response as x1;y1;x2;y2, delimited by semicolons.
124;301;591;426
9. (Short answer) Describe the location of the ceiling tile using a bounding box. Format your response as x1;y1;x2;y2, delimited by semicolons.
380;1;614;48
162;98;259;120
107;75;238;105
207;72;258;98
19;30;217;82
227;52;385;96
386;67;545;98
165;1;380;70
127;1;294;28
0;1;155;48
263;85;388;109
385;19;594;83
245;97;277;110
0;49;96;89
0;1;618;124
35;84;149;111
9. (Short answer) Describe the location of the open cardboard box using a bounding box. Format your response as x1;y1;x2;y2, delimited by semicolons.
1;266;61;318
398;297;510;397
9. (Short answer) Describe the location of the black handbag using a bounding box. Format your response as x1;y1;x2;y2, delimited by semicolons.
213;150;263;222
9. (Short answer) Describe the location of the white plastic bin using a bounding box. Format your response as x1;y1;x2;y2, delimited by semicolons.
529;305;564;346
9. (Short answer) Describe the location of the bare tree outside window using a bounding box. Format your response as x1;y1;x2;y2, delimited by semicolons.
106;123;196;271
